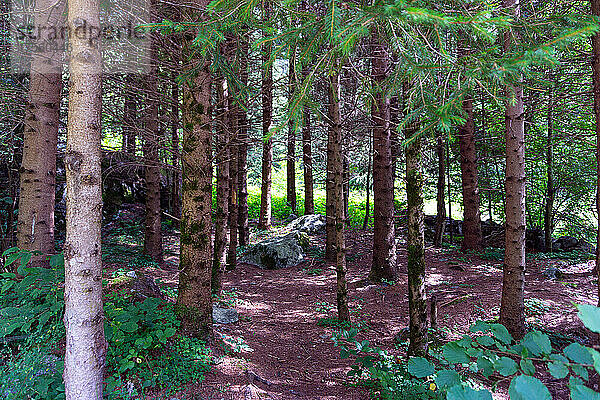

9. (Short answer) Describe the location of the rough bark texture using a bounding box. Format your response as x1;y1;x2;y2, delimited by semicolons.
459;96;483;252
592;0;600;306
143;26;163;264
63;0;106;396
212;74;229;295
405;124;428;357
327;71;350;322
363;134;372;230
237;36;250;246
343;155;350;225
500;0;526;339
287;48;297;214
544;73;555;252
227;86;239;271
434;132;446;247
258;1;273;231
171;70;181;224
16;0;65;259
302;66;314;215
176;0;213;340
369;35;397;282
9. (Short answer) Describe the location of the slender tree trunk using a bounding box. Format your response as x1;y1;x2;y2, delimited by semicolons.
343;155;350;225
227;93;239;270
123;84;137;154
592;0;600;306
363;134;372;230
16;0;65;259
176;0;213;340
212;74;229;295
406;122;428;356
143;25;163;264
63;0;106;395
171;70;181;225
459;96;483;252
500;0;526;339
302;66;314;215
328;70;350;322
434;132;446;247
544;73;555;252
238;35;250;246
258;1;273;230
390;96;400;183
369;34;396;282
447;141;453;244
287;47;297;215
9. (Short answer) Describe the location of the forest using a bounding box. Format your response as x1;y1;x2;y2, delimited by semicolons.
4;0;600;399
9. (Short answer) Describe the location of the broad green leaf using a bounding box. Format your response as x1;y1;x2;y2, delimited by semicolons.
495;356;518;376
435;369;461;389
407;357;435;378
522;331;551;356
120;321;139;333
490;323;512;345
564;343;593;365
548;361;569;379
476;356;494;377
476;335;495;347
590;348;600;374
520;359;536;375
570;384;600;400
571;364;589;381
508;375;551;400
446;385;493;400
443;342;470;364
577;304;600;334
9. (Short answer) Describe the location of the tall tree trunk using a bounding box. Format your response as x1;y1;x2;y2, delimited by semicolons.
363;134;372;230
544;73;555;253
406;122;428;356
369;35;396;282
500;0;526;339
287;48;297;215
343;155;350;225
258;1;273;230
328;70;350;322
302;66;314;215
227;96;239;271
447;141;453;244
63;0;106;395
123;84;137;154
237;35;250;246
16;0;65;259
459;95;483;252
143;26;163;264
592;0;600;306
212;75;229;295
171;70;181;225
434;132;446;247
176;0;213;340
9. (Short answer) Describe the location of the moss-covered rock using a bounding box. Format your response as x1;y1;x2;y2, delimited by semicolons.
240;231;310;269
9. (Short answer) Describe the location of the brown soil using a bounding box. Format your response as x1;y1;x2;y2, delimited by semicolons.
129;226;598;400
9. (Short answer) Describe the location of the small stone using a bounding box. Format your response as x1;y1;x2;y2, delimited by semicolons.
542;266;563;280
394;327;410;343
212;306;239;324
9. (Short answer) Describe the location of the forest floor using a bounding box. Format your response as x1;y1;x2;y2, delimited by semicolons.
104;215;598;400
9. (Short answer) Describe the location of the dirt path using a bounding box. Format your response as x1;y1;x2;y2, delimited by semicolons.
144;227;597;399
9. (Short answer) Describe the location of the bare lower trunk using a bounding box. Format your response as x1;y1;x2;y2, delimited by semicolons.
258;2;273;231
123;84;137;154
434;132;446;247
302;63;314;215
343;155;350;225
176;0;213;340
287;48;297;215
328;70;350;322
369;34;396;282
238;36;250;246
500;0;526;339
171;70;181;225
459;96;482;252
17;0;65;259
227;105;239;271
143;31;163;264
363;134;372;230
544;74;555;252
406;122;428;356
63;0;106;396
592;0;600;306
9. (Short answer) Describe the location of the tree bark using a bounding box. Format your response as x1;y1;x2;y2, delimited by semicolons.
176;0;213;340
434;132;446;247
592;0;600;306
212;74;229;295
258;1;273;231
459;95;483;252
122;83;137;154
171;70;181;225
63;0;106;395
143;24;163;264
500;0;526;339
16;0;65;259
406;123;428;357
237;35;250;246
302;65;314;215
227;87;239;271
287;47;297;215
328;70;350;322
343;155;350;225
544;72;555;252
369;34;396;282
363;133;372;230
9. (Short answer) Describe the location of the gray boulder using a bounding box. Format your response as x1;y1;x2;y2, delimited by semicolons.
542;266;564;280
286;214;326;234
212;306;239;324
240;231;310;269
